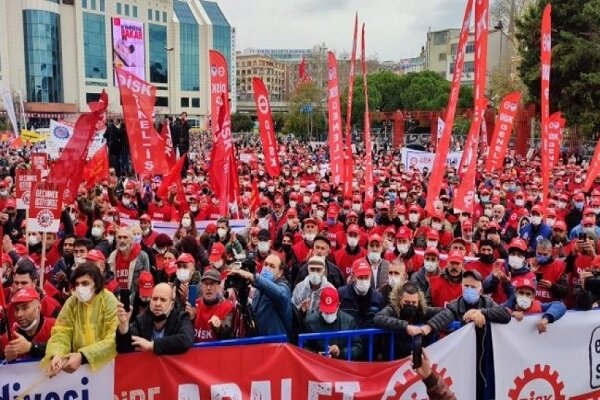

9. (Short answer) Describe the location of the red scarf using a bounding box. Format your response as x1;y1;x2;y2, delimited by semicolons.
115;243;142;288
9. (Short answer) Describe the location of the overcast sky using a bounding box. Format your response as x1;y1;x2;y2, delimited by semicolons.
217;0;467;61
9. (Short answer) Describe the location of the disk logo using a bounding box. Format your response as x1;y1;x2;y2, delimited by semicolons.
507;364;565;400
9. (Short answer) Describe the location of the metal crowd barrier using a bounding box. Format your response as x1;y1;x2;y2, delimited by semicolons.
297;328;394;361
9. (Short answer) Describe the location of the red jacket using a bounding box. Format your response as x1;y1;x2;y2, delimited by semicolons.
0;316;56;357
292;240;311;264
429;275;463;307
333;246;367;279
148;203;173;222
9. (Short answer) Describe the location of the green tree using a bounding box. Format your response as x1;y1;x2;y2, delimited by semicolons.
272;112;288;133
515;0;600;134
231;112;254;132
283;82;326;141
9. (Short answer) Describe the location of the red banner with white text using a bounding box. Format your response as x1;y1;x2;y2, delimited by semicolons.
547;112;565;169
343;13;358;198
161;122;177;168
327;52;345;187
540;4;552;210
115;326;476;399
361;24;374;207
425;0;473;215
584;141;600;191
115;68;168;176
252;77;281;177
484;91;521;173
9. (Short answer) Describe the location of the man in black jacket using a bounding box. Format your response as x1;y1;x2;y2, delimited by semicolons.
374;281;441;359
421;270;511;335
116;283;194;355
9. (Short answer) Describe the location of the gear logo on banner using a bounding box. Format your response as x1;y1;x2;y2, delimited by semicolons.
36;210;54;229
507;364;565;400
381;362;454;399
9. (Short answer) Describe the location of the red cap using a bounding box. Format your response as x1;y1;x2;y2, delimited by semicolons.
513;276;536;290
365;208;375;217
346;211;358;219
205;223;217;234
508;238;528;252
396;226;412;240
352;259;372;277
303;217;318;227
85;249;106;262
177;252;195;264
208;243;226;263
426;230;439;240
319;287;339;314
583;217;596;226
347;224;360;235
11;287;40;304
5;199;16;209
574;192;585;201
140;214;151;222
165;261;177;276
424;248;440;258
546;208;557;217
462;220;473;229
531;205;543;215
368;233;383;245
138;270;154;298
553;221;567;232
447;250;464;264
286;208;298;218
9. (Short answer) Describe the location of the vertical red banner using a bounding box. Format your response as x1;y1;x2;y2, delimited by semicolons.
252;77;281;177
361;24;374;207
343;13;358;198
425;0;473;215
161;122;177;168
327;52;345;187
585;142;600;192
460;0;488;171
540;4;552;210
484;92;521;173
209;51;239;217
115;68;168;176
547;112;565;168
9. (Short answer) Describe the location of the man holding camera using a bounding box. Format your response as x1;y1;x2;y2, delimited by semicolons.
229;254;292;337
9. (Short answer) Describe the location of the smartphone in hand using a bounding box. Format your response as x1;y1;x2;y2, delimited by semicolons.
120;289;131;312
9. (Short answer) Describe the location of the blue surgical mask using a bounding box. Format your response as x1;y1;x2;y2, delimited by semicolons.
463;287;481;305
536;254;550;264
260;268;274;282
575;202;584;210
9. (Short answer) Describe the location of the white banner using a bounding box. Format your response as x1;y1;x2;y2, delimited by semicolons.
493;311;600;399
437;117;445;143
402;147;463;172
121;218;250;237
0;82;19;137
0;360;114;400
47;120;106;160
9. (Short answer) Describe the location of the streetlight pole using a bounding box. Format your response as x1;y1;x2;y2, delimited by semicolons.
165;46;174;115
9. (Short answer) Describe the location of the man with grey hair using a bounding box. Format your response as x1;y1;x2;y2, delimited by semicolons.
107;226;150;299
292;256;335;316
530;238;568;303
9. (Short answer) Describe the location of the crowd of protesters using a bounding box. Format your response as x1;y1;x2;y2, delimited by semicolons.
1;119;598;397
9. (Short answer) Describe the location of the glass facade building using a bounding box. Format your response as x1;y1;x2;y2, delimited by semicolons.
201;1;231;78
83;12;107;79
174;1;199;92
148;24;168;84
22;10;63;103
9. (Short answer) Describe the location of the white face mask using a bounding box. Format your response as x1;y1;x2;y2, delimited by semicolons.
516;295;532;310
396;243;410;254
75;286;94;303
347;237;359;248
122;198;131;206
426;240;438;249
75;256;86;265
508;255;524;270
424;261;438;273
398;216;406;224
181;218;191;228
409;213;420;223
515;199;525;207
105;215;114;224
368;251;381;263
352;204;361;212
354;279;371;295
91;227;104;239
484;209;493;218
304;232;316;242
107;235;115;245
431;222;443;231
388;275;402;288
28;235;40;246
308;272;322;286
257;241;270;253
0;190;7;197
142;228;150;236
176;268;191;283
190;205;198;212
321;312;337;324
546;218;555;227
217;228;228;238
316;210;325;219
558;201;567;209
212;260;224;270
530;216;542;225
375;201;383;209
289;201;297;208
365;218;374;228
303;195;311;204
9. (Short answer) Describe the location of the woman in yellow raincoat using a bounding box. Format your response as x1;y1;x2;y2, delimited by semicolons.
41;262;118;376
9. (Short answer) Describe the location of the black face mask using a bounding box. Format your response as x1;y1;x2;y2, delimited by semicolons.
139;299;150;308
152;308;170;323
400;304;418;321
478;253;495;265
281;244;292;253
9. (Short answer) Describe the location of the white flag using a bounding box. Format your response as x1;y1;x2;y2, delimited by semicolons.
0;82;19;136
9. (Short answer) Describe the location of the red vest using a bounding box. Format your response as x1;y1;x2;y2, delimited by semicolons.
0;317;55;355
193;299;234;342
148;203;173;222
535;259;566;303
429;275;463;308
333;247;367;279
292;241;311;264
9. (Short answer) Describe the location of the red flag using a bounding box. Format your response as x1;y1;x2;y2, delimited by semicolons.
540;4;552;210
157;153;188;212
460;99;488;173
252;77;281;177
343;13;359;198
485;92;521;173
326;52;345;187
48;91;108;202
585;143;600;192
115;68;168;176
361;24;374;207
161;122;177;168
425;0;473;215
82;145;109;186
209;50;239;217
460;0;489;172
299;56;306;80
547;112;565;168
